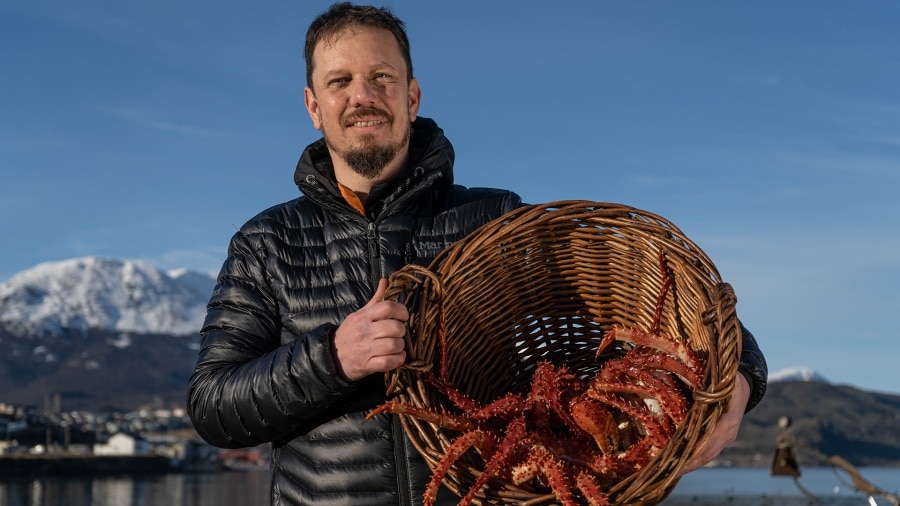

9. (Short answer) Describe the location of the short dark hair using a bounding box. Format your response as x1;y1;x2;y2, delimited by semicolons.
305;2;413;89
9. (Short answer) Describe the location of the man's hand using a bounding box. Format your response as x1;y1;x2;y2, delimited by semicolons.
332;278;409;381
680;372;751;474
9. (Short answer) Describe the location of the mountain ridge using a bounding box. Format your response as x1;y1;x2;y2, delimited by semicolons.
0;257;215;337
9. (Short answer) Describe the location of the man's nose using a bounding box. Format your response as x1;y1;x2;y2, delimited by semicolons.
350;78;378;106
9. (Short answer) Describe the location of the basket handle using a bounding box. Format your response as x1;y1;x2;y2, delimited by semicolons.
384;263;441;304
693;282;741;406
384;264;444;395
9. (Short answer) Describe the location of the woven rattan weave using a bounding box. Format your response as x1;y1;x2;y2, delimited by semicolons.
383;200;742;505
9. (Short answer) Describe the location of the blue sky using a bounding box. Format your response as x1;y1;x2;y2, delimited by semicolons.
2;1;898;394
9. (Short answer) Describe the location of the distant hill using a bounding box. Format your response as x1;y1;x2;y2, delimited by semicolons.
0;257;213;412
0;327;199;412
718;380;900;468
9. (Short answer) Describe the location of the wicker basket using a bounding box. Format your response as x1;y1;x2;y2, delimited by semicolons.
383;200;742;505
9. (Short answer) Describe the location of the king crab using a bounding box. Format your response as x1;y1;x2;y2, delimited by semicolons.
367;250;706;505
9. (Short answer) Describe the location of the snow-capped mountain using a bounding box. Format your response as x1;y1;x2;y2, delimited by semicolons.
768;366;830;384
0;257;216;337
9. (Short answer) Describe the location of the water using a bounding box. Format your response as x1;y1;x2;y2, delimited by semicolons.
0;471;271;506
669;467;899;506
0;468;896;505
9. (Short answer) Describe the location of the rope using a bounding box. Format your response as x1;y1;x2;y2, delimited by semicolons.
778;434;900;506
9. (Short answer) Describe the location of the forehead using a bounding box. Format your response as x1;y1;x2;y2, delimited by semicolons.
312;25;406;75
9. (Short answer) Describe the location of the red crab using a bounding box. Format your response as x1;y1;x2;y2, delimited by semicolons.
367;250;706;505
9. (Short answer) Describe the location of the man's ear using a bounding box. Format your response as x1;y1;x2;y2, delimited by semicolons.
407;78;421;121
304;86;323;131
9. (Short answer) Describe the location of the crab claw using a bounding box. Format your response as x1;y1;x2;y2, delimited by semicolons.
595;326;702;381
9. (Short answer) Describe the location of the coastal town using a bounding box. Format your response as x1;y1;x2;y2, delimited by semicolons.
0;401;268;477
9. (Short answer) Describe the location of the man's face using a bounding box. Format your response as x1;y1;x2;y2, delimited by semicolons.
304;25;420;180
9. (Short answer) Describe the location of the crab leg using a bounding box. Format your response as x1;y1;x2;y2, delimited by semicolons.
595;326;702;377
427;373;526;423
623;347;704;388
458;415;528;506
366;400;475;432
514;445;578;506
597;358;690;425
583;387;673;447
423;429;498;506
575;471;612;506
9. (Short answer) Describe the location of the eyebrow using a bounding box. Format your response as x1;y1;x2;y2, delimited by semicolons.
320;61;401;79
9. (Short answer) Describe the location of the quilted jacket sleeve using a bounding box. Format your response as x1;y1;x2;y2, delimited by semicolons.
738;321;768;412
187;229;355;449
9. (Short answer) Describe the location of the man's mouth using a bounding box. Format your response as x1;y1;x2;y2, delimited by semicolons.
345;108;392;129
350;119;385;128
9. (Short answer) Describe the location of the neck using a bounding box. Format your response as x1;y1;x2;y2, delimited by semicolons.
332;153;408;204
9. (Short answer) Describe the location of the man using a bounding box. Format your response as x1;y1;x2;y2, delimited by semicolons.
187;3;768;505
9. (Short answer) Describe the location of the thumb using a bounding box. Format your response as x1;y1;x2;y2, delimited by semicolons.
365;278;390;307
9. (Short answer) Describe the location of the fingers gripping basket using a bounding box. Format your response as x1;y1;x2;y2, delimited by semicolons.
383;201;742;505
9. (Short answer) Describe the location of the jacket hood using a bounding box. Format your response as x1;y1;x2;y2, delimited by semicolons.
293;117;455;198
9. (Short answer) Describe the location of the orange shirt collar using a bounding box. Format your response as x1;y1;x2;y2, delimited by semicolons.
337;182;366;215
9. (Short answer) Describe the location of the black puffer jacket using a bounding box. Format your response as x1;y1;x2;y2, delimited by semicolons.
188;117;767;505
189;118;523;505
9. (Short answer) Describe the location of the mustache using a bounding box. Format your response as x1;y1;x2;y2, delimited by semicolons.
343;107;392;124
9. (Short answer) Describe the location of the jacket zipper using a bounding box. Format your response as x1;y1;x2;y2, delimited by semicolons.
365;169;441;284
369;220;413;505
304;175;382;284
366;221;381;284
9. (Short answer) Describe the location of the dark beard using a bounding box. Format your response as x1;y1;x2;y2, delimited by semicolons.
341;134;404;179
326;106;412;179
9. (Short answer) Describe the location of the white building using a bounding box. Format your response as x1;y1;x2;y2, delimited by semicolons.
94;432;150;456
